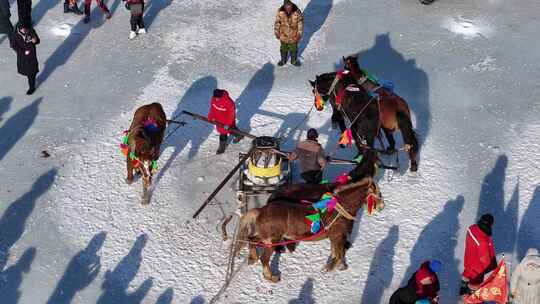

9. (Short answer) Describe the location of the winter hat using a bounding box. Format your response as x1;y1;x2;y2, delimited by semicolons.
477;213;494;236
213;89;225;98
428;260;442;273
307;128;318;140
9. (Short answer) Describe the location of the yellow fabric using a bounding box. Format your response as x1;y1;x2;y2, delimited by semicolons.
248;159;282;177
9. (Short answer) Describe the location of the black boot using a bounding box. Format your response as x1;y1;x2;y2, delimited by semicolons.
277;51;288;66
459;280;471;295
291;51;301;67
216;135;228;154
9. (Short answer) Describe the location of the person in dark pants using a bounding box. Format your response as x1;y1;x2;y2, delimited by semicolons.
274;0;303;67
9;22;40;95
64;0;83;14
124;0;145;40
289;128;327;184
83;0;111;23
207;89;241;154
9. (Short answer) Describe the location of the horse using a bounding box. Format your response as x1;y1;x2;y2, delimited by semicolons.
124;102;167;204
343;54;419;171
309;71;383;155
229;177;383;282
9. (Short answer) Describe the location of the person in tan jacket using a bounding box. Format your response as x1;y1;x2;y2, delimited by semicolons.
289;128;327;183
274;0;304;67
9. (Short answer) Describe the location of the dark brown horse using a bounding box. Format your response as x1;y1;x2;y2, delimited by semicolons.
125;102;166;204
231;177;383;282
343;54;419;171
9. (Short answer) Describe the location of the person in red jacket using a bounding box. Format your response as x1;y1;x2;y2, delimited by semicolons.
207;89;241;154
389;260;441;303
83;0;111;24
124;0;145;40
460;213;497;295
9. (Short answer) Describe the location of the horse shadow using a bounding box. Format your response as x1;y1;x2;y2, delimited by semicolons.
46;231;107;304
0;169;57;272
0;96;12;122
156;287;174;304
518;186;540;261
476;155;519;257
400;195;465;302
361;225;399;304
37;0;122;87
298;0;333;57
190;295;205;304
0;247;36;302
354;33;431;151
235;62;275;134
144;0;172;30
0;97;42;161
96;234;153;304
155;76;217;185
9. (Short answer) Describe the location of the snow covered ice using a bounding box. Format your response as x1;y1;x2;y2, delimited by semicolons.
1;0;540;303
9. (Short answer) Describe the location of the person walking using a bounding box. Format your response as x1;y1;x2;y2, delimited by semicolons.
10;21;40;95
0;0;13;34
124;0;146;40
207;89;241;154
83;0;111;24
289;128;327;183
274;0;303;67
389;260;441;304
510;248;540;304
460;213;498;295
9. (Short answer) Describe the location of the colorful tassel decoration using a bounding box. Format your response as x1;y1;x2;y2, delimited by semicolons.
338;129;353;147
335;173;350;186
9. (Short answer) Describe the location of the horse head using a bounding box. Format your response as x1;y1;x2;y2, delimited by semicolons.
309;73;336;111
335;177;384;216
133;127;158;162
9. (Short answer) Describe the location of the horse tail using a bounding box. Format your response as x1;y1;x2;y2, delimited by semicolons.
396;111;418;153
234;209;260;256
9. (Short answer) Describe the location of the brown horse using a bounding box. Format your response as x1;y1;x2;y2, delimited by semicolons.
343;55;419;171
125;103;166;204
231;177;383;282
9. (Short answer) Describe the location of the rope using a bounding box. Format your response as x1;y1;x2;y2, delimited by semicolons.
334;203;356;221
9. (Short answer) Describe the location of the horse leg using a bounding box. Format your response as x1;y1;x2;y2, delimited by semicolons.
396;111;419;171
382;127;396;154
332;233;348;271
248;244;259;265
126;157;134;185
324;236;339;272
260;245;280;282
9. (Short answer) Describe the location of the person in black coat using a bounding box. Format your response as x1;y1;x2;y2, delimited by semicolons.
10;22;40;95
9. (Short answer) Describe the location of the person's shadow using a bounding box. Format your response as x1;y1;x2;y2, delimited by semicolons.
355;33;430;151
154;76;217;185
96;234;153;304
0;169;57;272
476;155;519;256
37;0;122;87
298;0;333;57
0;96;12;122
0;97;42;161
144;0;172;30
0;247;36;302
156;287;174;304
361;225;399;304
288;278;315;304
518;186;540;260
400;195;465;302
46;232;107;304
235;62;275;134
